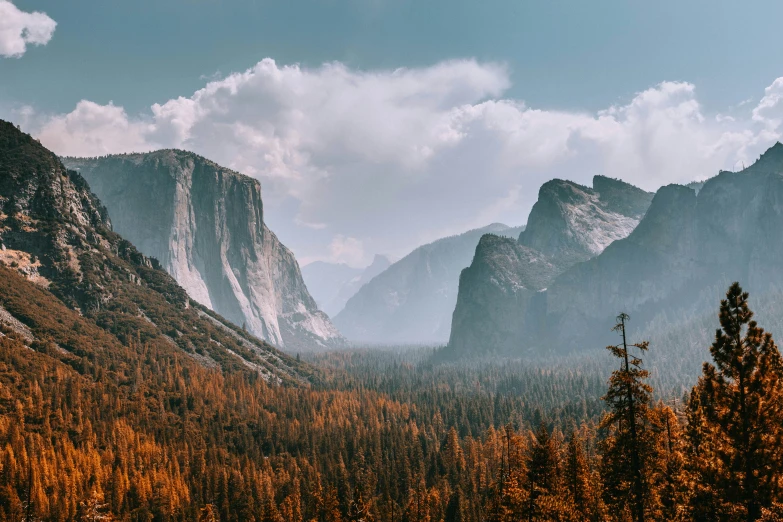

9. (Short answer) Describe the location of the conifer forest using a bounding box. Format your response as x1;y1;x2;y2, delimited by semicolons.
1;276;781;521
3;2;783;520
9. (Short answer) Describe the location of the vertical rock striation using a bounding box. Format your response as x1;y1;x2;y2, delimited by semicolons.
64;151;342;351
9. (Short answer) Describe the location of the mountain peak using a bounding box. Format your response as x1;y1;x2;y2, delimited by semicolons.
537;178;591;204
593;174;641;192
363;254;392;278
520;175;652;261
734;141;783;176
756;141;783;165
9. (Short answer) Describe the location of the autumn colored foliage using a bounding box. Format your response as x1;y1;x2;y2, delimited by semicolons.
0;268;781;520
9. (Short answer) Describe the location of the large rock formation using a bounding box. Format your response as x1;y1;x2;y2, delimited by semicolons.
447;176;653;356
542;142;783;352
334;223;523;345
63;151;342;352
0;119;313;383
448;144;783;358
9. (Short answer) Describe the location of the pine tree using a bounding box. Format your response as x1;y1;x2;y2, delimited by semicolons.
684;386;726;521
689;283;783;521
649;403;687;521
526;422;559;521
564;430;596;520
77;489;112;521
198;504;219;522
445;487;467;522
600;313;654;522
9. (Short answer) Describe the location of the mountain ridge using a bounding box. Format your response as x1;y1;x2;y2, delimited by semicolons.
334;223;523;344
447;142;783;358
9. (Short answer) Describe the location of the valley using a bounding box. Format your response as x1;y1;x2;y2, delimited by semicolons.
1;63;783;520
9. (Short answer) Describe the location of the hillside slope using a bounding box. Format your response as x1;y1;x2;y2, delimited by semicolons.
0;119;313;383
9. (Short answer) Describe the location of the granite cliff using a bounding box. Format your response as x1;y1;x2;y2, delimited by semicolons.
0;119;314;383
543;142;783;352
63;151;342;352
447;176;653;356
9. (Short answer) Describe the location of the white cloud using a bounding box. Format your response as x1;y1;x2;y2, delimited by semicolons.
753;77;783;131
21;59;783;264
0;0;56;58
36;100;153;157
328;235;365;267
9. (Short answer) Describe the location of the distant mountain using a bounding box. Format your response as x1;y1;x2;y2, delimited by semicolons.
63;151;342;352
302;255;392;317
447;176;654;356
0;119;313;383
302;262;363;316
334;223;523;344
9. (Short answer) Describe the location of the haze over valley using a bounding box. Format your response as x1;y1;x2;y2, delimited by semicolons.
1;1;783;520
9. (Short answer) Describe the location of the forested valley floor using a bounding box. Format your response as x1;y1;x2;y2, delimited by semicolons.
0;275;781;521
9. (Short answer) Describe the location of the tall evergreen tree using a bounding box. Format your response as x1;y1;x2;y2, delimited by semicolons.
526;422;560;521
564;430;599;521
689;283;783;521
684;386;726;521
649;403;687;521
600;313;653;522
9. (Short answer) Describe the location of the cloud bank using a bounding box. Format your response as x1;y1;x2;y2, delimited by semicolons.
16;58;783;265
0;0;56;58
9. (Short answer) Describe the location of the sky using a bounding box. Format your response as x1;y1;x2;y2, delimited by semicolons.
2;0;783;267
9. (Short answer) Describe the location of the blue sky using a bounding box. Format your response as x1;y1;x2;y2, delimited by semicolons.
4;0;783;114
2;0;783;266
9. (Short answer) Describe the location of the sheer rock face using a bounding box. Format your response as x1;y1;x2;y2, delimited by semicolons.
0;120;313;384
447;176;654;356
519;176;653;263
544;142;783;352
64;151;342;351
447;234;559;356
449;143;783;357
334;223;523;345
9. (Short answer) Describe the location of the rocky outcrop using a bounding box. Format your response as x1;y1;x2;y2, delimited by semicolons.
447;176;653;357
448;143;783;358
334;223;523;345
447;234;559;356
542;142;783;352
0;119;314;384
519;176;653;263
63;150;342;351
